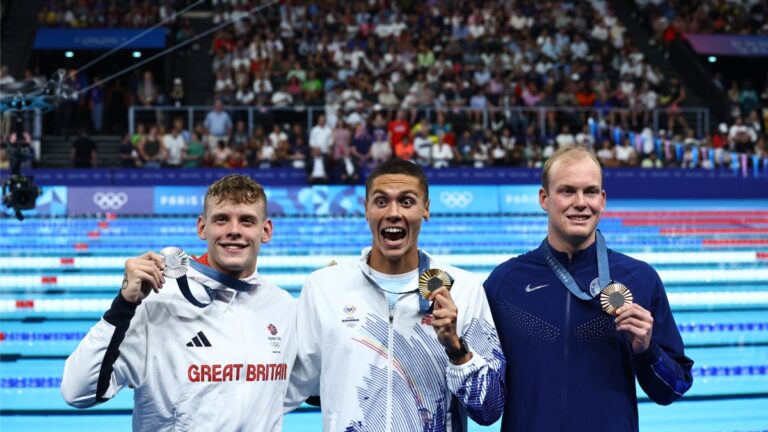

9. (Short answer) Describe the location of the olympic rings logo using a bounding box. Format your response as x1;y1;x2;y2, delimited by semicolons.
92;192;129;210
439;191;473;209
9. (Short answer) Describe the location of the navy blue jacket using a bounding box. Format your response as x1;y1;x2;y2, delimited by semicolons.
484;240;693;432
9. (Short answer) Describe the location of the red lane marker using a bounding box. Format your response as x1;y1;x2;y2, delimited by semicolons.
703;239;768;246
41;276;57;284
605;211;768;217
98;221;110;229
87;230;100;238
105;213;117;220
15;300;34;309
624;218;768;226
757;252;768;260
660;228;768;235
0;332;5;342
60;258;75;265
74;243;89;250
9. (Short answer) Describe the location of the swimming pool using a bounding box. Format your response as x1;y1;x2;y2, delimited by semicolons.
2;199;767;431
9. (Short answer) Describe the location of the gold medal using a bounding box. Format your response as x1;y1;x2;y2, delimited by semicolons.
600;282;633;315
418;269;452;300
159;246;189;279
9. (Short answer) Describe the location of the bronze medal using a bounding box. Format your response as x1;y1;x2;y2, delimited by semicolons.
600;282;633;315
418;269;452;300
159;246;189;279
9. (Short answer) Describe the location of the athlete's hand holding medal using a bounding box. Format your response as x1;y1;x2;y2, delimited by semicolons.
602;282;652;353
419;269;472;365
120;251;167;304
614;302;654;354
120;247;190;304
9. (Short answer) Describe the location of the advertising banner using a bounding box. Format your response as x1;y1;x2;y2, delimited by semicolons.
34;28;166;50
429;186;499;214
67;187;154;215
499;185;542;213
684;33;768;57
153;186;207;215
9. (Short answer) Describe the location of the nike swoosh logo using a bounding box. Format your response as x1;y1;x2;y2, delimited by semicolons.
525;284;549;293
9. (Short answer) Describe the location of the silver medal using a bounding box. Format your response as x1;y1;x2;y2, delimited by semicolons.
159;246;189;279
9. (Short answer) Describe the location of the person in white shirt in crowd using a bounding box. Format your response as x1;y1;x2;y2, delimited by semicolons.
472;137;490;168
257;136;278;168
270;85;294;107
306;146;330;184
213;68;235;104
268;124;288;149
432;133;455;168
251;65;272;86
570;34;590;59
575;124;595;149
413;130;433;166
0;65;15;85
162;124;187;168
309;114;333;156
235;81;255;105
555;125;576;149
728;116;757;153
370;129;393;166
615;137;638;167
596;138;618;167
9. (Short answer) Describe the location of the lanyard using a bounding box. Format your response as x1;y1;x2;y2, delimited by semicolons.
540;230;611;301
178;260;255;308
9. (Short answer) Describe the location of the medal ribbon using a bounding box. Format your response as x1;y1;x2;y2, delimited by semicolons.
540;230;611;301
416;250;431;313
178;260;255;308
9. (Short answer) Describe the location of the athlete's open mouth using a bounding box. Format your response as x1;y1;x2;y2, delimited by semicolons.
381;227;406;241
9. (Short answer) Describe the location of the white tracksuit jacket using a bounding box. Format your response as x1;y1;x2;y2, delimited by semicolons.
286;249;505;431
61;262;296;431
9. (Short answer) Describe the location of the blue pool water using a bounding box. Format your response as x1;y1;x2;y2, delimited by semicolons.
1;199;767;431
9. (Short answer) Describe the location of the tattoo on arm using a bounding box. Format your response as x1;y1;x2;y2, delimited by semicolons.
121;274;128;291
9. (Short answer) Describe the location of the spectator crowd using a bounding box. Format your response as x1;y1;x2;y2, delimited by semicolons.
8;0;765;178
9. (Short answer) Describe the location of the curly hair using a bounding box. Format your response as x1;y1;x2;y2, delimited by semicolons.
203;174;267;218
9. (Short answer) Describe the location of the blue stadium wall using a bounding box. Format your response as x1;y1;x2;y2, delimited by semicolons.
3;168;767;217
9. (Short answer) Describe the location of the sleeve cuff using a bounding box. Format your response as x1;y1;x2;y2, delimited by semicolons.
103;293;139;327
633;341;663;367
446;350;486;372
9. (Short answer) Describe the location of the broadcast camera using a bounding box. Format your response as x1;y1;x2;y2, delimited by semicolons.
2;114;41;221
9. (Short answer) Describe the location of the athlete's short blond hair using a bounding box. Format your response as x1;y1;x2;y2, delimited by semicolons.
541;146;602;191
203;174;267;218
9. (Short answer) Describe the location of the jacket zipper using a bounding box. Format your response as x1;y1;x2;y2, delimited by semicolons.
386;307;394;432
235;295;247;431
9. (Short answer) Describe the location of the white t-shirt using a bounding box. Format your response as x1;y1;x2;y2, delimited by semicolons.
310;156;327;179
309;125;333;154
163;134;186;166
615;144;635;162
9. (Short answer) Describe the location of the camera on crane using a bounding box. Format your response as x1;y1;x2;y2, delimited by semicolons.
2;114;40;221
